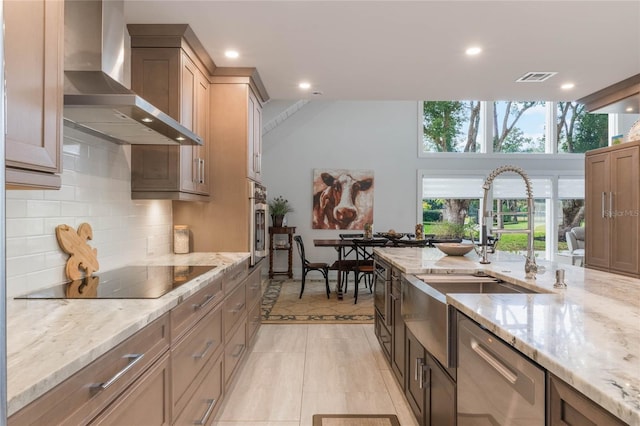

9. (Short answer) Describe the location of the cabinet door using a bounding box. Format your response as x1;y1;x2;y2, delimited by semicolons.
405;329;427;426
391;271;405;387
585;152;611;270
90;353;171;426
179;53;199;194
5;0;63;189
548;374;626;426
609;146;639;275
427;355;455;426
247;90;262;182
194;71;210;195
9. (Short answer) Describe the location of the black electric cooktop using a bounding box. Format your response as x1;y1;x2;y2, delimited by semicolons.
15;265;216;299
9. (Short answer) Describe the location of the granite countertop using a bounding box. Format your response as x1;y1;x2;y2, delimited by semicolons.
374;247;640;425
6;252;250;417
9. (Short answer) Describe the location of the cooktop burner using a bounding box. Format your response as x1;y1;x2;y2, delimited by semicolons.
15;265;216;299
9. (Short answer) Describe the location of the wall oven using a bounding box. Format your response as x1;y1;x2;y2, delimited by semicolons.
249;181;268;266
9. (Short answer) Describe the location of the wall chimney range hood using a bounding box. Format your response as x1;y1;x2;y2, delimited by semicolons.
63;0;202;146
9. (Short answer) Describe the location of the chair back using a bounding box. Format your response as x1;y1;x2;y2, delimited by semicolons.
339;233;364;258
352;238;388;262
294;235;309;266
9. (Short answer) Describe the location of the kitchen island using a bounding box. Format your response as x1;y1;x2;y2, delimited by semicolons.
6;252;250;418
374;247;640;425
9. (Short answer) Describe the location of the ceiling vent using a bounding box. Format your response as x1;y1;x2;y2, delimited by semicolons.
516;72;558;83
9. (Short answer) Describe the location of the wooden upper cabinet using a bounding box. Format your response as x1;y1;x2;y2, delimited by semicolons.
128;25;214;200
210;68;269;184
585;141;640;277
5;0;63;190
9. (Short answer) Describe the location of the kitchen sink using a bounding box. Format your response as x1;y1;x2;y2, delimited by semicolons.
402;272;545;371
414;274;542;295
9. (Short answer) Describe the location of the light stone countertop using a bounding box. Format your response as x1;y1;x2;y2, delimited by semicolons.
6;252;250;417
374;247;640;425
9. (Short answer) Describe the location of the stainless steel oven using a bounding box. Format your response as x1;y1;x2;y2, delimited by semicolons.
374;258;392;327
249;180;267;266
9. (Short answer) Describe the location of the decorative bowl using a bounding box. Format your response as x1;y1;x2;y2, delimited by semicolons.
377;232;407;240
434;242;475;256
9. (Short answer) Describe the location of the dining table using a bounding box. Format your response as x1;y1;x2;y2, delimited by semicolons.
313;238;390;300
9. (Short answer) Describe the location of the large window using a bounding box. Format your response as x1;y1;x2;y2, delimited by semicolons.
421;101;609;155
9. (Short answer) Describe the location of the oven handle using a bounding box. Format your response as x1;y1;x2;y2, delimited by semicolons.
384;279;392;328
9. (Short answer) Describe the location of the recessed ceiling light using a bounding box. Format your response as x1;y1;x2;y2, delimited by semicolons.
561;82;575;90
176;136;185;141
465;46;482;56
626;107;634;112
299;82;311;90
141;117;153;123
224;50;239;59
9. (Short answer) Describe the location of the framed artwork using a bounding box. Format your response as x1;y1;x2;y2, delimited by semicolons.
312;168;374;230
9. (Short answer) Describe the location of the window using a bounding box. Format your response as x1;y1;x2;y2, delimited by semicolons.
420;100;611;155
557;177;585;253
492;101;546;153
557;102;608;153
422;101;482;153
421;176;483;238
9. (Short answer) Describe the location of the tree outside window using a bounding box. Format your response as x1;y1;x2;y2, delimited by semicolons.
557;102;608;153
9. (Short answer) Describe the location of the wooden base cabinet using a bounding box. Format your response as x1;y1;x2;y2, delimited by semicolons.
173;353;223;426
91;353;171;426
548;374;626;426
404;329;456;426
390;268;405;387
585;141;640;277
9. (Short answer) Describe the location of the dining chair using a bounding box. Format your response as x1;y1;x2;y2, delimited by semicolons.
293;235;331;299
335;233;364;292
352;238;388;304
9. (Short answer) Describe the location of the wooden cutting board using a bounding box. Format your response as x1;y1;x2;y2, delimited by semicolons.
55;223;100;280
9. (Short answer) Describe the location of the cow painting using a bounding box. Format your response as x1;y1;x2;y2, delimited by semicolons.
312;169;374;230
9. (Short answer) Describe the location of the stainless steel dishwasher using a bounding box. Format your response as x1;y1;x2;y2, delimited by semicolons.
457;314;545;426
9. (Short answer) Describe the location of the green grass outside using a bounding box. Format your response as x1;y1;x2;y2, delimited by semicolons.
423;221;568;251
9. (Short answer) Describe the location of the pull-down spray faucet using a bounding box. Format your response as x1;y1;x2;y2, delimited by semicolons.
478;165;539;279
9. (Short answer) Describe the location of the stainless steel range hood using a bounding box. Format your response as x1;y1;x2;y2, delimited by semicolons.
63;0;202;146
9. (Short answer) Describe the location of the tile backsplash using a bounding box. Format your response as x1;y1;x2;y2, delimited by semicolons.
5;126;173;297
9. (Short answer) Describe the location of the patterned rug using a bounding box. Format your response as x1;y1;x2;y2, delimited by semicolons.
261;278;374;324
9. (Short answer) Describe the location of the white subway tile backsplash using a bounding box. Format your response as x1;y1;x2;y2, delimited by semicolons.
6;218;44;238
5;132;173;298
26;200;62;218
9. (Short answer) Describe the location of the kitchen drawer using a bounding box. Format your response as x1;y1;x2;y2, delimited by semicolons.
375;310;391;362
171;274;223;342
224;281;247;338
9;314;170;426
223;259;249;295
89;352;171;426
245;264;262;310
171;303;223;418
224;318;247;386
173;353;223;426
246;299;261;346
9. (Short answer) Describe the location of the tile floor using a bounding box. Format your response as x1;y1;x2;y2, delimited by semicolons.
213;324;419;426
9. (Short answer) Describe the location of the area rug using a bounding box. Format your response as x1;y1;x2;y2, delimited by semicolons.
312;414;400;426
261;279;374;324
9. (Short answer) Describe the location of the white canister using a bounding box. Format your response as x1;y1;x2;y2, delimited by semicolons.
174;225;189;254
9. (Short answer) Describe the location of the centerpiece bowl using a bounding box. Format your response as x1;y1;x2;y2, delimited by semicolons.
434;242;475;256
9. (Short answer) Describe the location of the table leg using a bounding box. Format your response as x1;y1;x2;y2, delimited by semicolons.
335;247;343;300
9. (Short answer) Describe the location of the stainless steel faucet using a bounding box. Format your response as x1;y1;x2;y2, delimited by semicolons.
477;165;539;279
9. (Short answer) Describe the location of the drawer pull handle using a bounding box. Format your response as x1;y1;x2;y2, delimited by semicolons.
92;353;144;392
231;344;245;358
194;398;217;425
193;294;216;311
230;302;245;313
193;341;214;360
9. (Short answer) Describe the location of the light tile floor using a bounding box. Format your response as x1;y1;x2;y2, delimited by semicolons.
214;324;419;426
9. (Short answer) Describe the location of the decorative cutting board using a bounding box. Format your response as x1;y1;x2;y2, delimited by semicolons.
55;223;100;280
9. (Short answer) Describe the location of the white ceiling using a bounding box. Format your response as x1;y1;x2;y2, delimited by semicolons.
123;1;640;102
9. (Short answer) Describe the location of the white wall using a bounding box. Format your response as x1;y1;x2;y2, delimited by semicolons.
262;100;586;276
5;126;173;297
